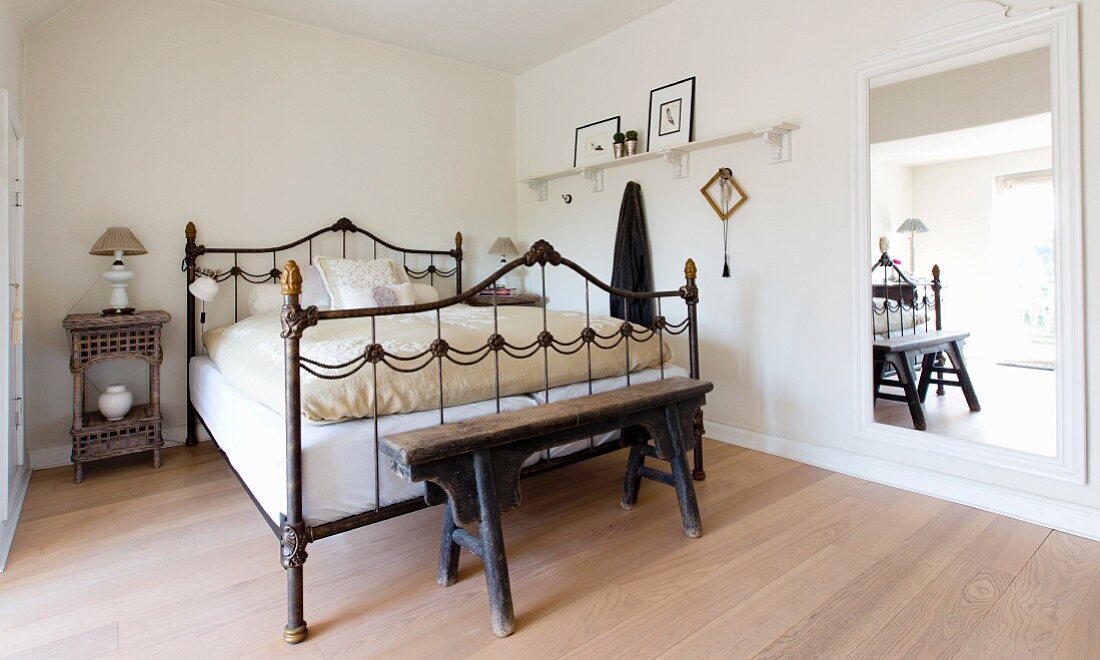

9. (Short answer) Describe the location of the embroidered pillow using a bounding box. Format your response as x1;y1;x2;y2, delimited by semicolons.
315;257;406;310
370;282;416;308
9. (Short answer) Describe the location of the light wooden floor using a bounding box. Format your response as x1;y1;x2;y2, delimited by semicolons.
875;359;1057;456
2;440;1099;658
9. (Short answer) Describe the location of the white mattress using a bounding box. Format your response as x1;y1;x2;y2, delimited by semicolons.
190;357;689;526
191;357;538;526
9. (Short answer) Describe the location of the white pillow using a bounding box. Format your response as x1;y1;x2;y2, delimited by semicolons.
409;283;440;303
300;265;331;309
314;256;406;310
248;283;283;316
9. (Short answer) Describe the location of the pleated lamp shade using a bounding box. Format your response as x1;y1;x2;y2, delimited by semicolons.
89;227;148;256
896;218;929;234
488;237;519;256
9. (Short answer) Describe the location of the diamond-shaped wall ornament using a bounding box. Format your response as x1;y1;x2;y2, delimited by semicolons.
699;168;747;220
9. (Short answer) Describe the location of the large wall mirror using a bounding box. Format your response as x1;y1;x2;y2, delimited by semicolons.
854;2;1084;481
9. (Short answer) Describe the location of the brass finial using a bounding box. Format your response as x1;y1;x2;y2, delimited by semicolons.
455;231;463;247
281;260;303;296
185;221;197;240
684;258;697;280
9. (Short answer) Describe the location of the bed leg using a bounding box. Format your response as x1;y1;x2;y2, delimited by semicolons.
283;563;308;644
281;521;309;644
691;410;706;481
185;403;198;446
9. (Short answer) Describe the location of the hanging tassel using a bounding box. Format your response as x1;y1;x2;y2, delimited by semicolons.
722;254;730;278
10;284;22;345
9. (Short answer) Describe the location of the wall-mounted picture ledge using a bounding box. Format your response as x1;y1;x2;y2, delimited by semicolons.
520;122;798;200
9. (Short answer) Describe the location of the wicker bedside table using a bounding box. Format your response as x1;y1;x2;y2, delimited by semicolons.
63;310;171;483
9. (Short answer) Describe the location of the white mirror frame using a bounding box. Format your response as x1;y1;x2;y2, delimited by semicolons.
852;2;1085;483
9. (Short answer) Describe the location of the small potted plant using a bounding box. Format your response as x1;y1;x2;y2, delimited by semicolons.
612;132;625;158
624;130;639;156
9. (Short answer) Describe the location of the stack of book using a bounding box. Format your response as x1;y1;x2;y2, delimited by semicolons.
478;287;516;298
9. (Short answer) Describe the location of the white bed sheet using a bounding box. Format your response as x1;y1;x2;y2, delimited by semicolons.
190;357;691;527
190;356;539;526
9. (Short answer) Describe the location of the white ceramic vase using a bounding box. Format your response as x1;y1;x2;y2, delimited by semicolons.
99;384;133;421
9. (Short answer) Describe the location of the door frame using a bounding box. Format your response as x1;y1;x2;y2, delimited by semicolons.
0;86;27;571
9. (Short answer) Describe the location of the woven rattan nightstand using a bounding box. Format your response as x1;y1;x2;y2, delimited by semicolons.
63;310;171;483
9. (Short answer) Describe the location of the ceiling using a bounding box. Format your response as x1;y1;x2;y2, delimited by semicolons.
14;0;677;74
871;113;1052;167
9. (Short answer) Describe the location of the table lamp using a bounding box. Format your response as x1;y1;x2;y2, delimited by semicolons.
896;218;929;276
488;237;519;289
89;227;147;314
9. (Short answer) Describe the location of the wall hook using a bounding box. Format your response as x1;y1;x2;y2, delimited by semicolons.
561;194;572;204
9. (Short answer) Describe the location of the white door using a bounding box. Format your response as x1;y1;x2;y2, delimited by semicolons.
0;88;23;526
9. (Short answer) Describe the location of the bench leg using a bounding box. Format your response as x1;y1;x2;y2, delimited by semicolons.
438;502;461;587
917;352;936;403
669;449;702;539
873;356;887;403
620;435;645;511
946;341;982;412
888;352;926;431
473;450;515;638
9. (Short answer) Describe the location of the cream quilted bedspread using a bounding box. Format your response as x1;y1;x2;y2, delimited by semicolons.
203;305;672;421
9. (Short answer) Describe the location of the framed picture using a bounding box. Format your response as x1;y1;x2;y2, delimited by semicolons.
573;116;620;167
647;77;695;151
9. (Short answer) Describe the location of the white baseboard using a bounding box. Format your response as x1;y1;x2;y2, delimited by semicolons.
0;464;31;572
29;424;210;470
707;421;1100;542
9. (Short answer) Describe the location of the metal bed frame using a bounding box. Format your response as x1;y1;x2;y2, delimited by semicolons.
182;218;704;643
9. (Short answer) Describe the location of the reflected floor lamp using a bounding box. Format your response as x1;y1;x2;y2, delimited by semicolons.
897;217;929;276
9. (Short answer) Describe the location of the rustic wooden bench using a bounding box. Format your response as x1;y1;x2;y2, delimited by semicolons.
874;330;981;430
381;376;712;637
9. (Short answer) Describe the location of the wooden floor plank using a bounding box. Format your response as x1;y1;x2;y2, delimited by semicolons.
951;531;1100;659
1055;570;1100;659
2;440;1097;658
753;503;997;658
660;544;877;658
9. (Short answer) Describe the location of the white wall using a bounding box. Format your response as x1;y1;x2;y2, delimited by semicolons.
516;0;1100;514
869;160;913;259
0;0;20;116
911;148;1052;360
23;0;516;453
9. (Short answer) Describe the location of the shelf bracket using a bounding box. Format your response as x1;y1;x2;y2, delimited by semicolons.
662;150;689;178
580;168;604;193
755;127;792;163
524;179;548;201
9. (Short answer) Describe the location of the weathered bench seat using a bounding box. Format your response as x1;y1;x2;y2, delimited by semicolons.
874;329;981;430
382;376;712;637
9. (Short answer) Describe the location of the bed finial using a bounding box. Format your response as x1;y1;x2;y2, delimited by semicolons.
455;231;463;247
185;221;197;241
281;260;303;296
684;258;697;281
932;263;940;281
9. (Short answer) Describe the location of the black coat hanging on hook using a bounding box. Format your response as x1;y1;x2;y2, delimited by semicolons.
610;181;654;326
700;168;747;277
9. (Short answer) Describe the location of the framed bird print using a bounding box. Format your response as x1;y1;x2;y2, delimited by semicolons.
647;77;695;151
573;116;621;167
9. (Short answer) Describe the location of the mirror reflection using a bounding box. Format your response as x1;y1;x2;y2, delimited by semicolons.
869;37;1055;456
